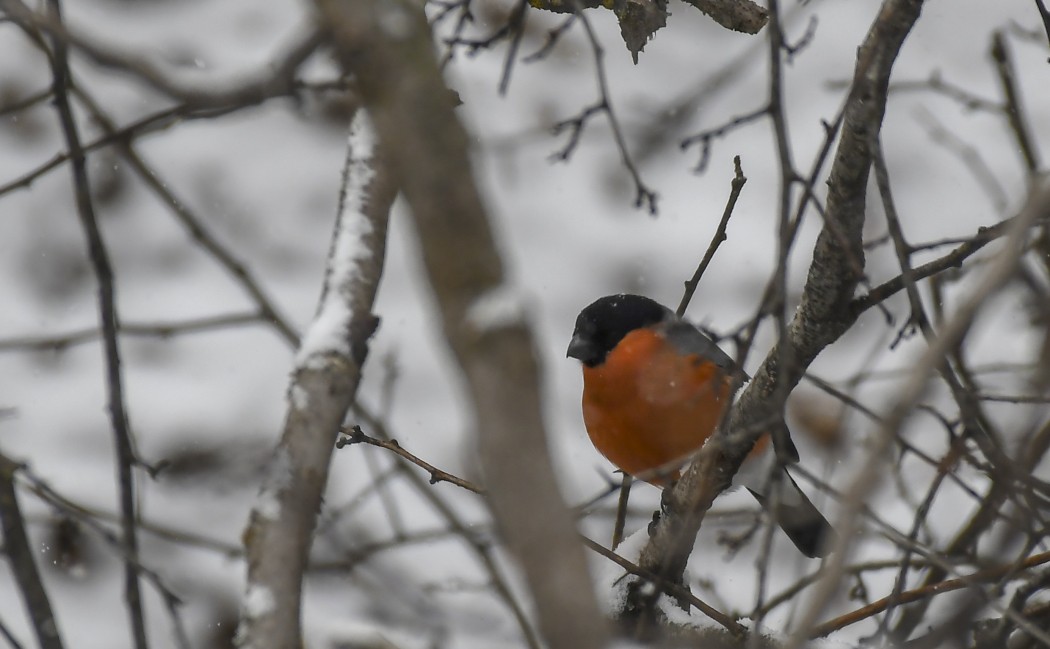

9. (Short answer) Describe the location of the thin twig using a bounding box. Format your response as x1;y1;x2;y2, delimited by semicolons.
0;312;267;352
1;0;323;109
680;106;768;173
0;80;355;202
352;406;544;649
810;550;1050;638
337;426;485;494
913;106;1008;212
14;457;193;649
0;87;50;116
498;0;528;95
757;558;931;618
676;155;747;317
0;455;65;649
69;88;301;347
41;2;147;646
579;536;746;636
522;15;576;63
610;474;632;550
1036;0;1050;52
0;615;26;649
990;31;1041;175
850;217;1015;315
568;1;657;214
878;72;1003;113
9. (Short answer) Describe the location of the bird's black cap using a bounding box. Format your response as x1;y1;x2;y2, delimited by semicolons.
566;294;671;367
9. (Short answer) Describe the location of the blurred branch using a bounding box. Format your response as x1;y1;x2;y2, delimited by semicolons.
351;407;542;649
0;617;25;649
39;1;147;646
0;454;65;649
0;312;268;353
875;135;1050;646
868;71;1003;112
913;106;1008;212
522;15;576;62
551;2;657;213
801;180;1050;645
12;455;194;649
872;135;964;635
1037;0;1050;50
69;87;302;347
0;81;354;202
238;109;396;649
443;0;528;94
317;1;609;647
0;87;50;117
890;415;1050;640
0;0;323;108
810;549;1050;638
991;31;1041;176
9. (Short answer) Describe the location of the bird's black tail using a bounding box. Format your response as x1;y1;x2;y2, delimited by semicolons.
747;467;835;558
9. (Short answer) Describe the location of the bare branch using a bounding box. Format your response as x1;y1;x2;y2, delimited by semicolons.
0;312;267;353
990;31;1041;176
0;0;323;108
336;425;486;494
798;180;1050;643
676;155;747;317
810;549;1050;638
579;536;747;636
0;455;65;649
351;407;543;649
681;106;767;173
39;1;147;645
13;457;196;649
1036;0;1050;51
558;3;658;213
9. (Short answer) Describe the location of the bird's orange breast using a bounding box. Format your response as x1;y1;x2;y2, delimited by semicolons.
581;329;733;484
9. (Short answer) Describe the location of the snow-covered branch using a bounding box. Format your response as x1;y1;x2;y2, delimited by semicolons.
236;109;396;649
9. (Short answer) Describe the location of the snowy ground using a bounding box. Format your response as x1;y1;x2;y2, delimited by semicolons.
1;0;1048;647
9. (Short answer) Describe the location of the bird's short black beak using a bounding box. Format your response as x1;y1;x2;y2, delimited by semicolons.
566;332;599;364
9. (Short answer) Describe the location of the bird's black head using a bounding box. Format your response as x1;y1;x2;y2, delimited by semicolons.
566;294;671;367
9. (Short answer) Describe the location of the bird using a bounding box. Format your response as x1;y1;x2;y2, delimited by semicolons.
566;293;834;558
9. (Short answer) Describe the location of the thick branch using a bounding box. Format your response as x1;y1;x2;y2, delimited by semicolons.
633;0;926;611
316;2;608;647
236;110;396;649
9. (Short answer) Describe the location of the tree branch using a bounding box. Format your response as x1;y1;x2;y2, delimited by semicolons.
0;455;65;649
316;1;609;647
630;0;927;629
41;1;147;645
236;109;396;649
0;0;323;109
